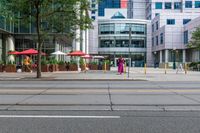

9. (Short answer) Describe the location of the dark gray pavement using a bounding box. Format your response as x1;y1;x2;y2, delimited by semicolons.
0;111;200;133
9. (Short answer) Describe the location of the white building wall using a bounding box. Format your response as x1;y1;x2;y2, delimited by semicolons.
128;0;146;19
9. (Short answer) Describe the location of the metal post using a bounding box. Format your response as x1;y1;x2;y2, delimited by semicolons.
128;26;131;78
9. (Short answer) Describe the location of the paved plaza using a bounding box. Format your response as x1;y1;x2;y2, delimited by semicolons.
0;67;199;81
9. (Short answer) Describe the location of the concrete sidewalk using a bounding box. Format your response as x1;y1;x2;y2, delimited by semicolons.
0;67;199;81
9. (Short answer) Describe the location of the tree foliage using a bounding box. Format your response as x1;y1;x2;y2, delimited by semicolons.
0;0;92;78
188;27;200;50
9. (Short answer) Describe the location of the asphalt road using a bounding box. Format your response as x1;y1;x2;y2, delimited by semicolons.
0;111;200;133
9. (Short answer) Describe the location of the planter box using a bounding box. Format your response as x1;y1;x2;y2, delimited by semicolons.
89;64;98;70
22;65;32;72
0;64;5;72
58;64;66;71
41;65;49;72
102;64;110;71
5;65;16;72
80;65;86;71
69;64;78;71
49;64;59;72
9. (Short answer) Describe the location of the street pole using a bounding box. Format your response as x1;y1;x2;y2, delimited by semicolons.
128;26;131;78
173;48;176;70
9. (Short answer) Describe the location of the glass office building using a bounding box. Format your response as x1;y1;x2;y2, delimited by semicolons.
98;19;148;67
98;0;127;16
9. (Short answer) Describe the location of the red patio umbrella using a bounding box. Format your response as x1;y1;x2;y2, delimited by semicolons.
19;48;46;55
67;51;85;56
81;54;92;59
8;51;20;55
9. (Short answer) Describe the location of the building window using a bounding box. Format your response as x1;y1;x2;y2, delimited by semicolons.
167;19;175;25
174;2;182;9
156;36;158;45
155;13;160;16
152;37;154;46
91;4;95;8
160;33;163;44
155;2;162;9
165;2;172;9
91;16;96;20
183;19;191;24
156;21;159;30
195;1;200;8
152;24;154;32
184;30;188;44
185;1;192;8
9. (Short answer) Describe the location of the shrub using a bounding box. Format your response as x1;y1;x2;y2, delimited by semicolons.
58;61;65;65
41;59;49;65
90;61;97;65
70;60;77;65
79;58;84;65
49;58;58;65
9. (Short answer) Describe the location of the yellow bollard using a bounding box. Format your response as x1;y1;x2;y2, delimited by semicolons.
124;63;126;73
165;63;167;74
185;63;187;74
144;63;147;75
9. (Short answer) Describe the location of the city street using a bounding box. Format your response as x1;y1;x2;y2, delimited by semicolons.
0;80;200;133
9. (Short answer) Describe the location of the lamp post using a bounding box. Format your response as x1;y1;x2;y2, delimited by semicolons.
128;26;131;78
173;47;176;70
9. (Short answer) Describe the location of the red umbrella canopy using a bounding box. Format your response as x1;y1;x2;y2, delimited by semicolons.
81;54;92;59
68;51;85;56
19;49;46;55
8;51;20;55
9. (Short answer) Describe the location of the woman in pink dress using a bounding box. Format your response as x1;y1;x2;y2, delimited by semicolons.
118;57;124;74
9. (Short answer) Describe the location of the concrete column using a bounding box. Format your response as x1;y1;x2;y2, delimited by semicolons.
55;41;59;61
165;49;169;63
182;49;186;63
82;30;86;53
86;29;89;54
6;36;15;63
159;50;162;63
75;28;80;51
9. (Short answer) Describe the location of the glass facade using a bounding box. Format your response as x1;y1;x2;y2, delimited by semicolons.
99;23;146;35
165;2;172;9
174;2;182;9
98;0;120;16
167;19;175;25
195;1;200;8
155;2;162;9
99;22;147;67
185;1;192;8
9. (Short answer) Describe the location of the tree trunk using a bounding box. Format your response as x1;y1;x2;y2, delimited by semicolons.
36;4;42;78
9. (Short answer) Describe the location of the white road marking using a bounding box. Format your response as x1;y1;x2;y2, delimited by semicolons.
0;115;120;119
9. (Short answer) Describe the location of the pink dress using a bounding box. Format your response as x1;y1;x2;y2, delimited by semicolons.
118;58;124;74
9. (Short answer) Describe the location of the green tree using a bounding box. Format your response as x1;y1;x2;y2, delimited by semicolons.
188;27;200;50
0;0;92;78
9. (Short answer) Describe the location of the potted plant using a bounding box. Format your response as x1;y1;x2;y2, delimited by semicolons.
58;61;66;71
41;59;49;72
89;61;98;70
79;58;85;71
69;60;78;71
0;61;5;72
5;61;16;72
49;58;58;72
102;60;110;71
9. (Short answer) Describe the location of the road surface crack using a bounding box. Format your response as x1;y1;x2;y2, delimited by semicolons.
107;83;113;111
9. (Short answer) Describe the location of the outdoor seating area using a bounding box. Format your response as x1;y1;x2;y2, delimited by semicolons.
0;49;110;73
